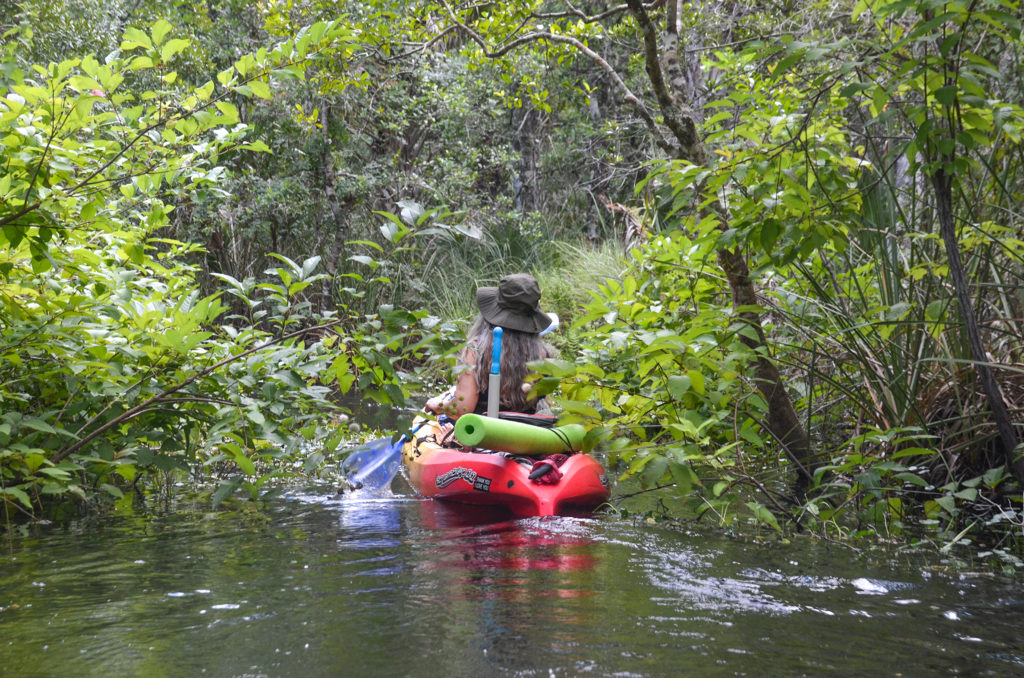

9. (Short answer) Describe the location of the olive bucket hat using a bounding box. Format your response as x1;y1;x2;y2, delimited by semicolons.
476;273;552;334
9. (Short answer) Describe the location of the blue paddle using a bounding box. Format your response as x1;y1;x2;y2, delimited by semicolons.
487;326;502;418
340;419;431;491
340;435;405;491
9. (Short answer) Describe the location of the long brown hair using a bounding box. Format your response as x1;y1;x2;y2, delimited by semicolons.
460;315;553;411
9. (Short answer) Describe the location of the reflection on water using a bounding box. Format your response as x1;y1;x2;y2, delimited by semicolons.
1;486;1022;677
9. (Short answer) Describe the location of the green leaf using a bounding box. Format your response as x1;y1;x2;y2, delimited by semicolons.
772;48;805;77
890;446;937;459
233;450;256;476
1;487;33;509
151;19;173;45
21;418;57;434
933;85;958;107
37;467;71;480
839;82;873;98
100;483;124;499
883;302;911;322
533;359;578;378
667;375;691;399
851;0;871;20
303;452;325;472
121;26;153;51
895;472;929;487
349;255;378;268
687;370;706;395
301;255;322;278
640;455;668;487
962;110;993;132
953;487;978;501
161;38;190;63
934;494;957;514
250;79;272;99
925;299;947;322
559;400;602;420
211;477;243;506
669;461;699;495
25;452;46;471
214;101;240;124
746;501;780;531
982;466;1006;487
115;465;137;483
871;86;890;116
760;219;781;250
129;56;153;71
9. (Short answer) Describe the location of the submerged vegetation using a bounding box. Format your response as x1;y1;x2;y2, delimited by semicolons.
2;0;1023;566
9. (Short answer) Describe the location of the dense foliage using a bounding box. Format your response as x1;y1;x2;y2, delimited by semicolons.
3;0;1024;566
0;13;453;518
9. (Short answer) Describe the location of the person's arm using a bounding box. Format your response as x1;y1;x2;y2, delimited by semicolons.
446;367;479;417
424;350;479;418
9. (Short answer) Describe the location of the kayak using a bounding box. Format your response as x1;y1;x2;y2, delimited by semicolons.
401;416;611;518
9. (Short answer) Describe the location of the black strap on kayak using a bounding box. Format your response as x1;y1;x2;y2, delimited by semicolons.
549;426;576;453
499;412;577;454
497;412;556;428
439;424;461;448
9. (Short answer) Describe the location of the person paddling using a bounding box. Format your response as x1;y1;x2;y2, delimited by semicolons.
425;273;556;419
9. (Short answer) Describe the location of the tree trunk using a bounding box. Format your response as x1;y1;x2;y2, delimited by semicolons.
626;0;814;491
511;107;540;212
717;247;814;490
932;168;1024;482
319;104;346;312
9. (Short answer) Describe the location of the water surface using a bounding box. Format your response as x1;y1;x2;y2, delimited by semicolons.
2;487;1021;677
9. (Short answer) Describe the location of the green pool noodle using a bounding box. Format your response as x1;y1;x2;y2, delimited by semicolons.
454;413;584;455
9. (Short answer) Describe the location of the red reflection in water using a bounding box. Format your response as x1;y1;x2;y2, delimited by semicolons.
414;500;599;600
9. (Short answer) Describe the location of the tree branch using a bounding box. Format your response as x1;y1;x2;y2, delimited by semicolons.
624;0;703;161
51;319;341;463
533;3;631;23
438;1;672;152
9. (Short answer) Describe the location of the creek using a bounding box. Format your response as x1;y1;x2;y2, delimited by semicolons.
2;482;1022;677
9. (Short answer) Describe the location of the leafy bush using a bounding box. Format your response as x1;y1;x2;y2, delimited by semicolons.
0;19;447;520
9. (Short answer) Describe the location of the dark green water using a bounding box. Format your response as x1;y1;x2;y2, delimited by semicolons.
2;486;1022;677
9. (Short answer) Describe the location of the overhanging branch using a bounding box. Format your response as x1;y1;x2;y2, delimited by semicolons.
438;0;672;152
52;319;342;463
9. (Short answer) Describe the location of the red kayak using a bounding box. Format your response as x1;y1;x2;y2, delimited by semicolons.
401;417;610;518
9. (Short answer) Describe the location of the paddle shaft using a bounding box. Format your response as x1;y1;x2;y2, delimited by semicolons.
487;327;502;418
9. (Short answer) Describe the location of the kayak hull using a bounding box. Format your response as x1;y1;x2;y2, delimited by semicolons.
402;419;610;518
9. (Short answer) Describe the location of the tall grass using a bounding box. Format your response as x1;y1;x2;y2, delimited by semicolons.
403;213;627;326
773;152;1024;483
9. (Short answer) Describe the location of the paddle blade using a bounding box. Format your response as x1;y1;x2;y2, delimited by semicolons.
341;437;391;475
341;437;404;491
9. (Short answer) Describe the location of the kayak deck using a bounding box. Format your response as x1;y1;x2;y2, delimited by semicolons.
402;419;610;517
